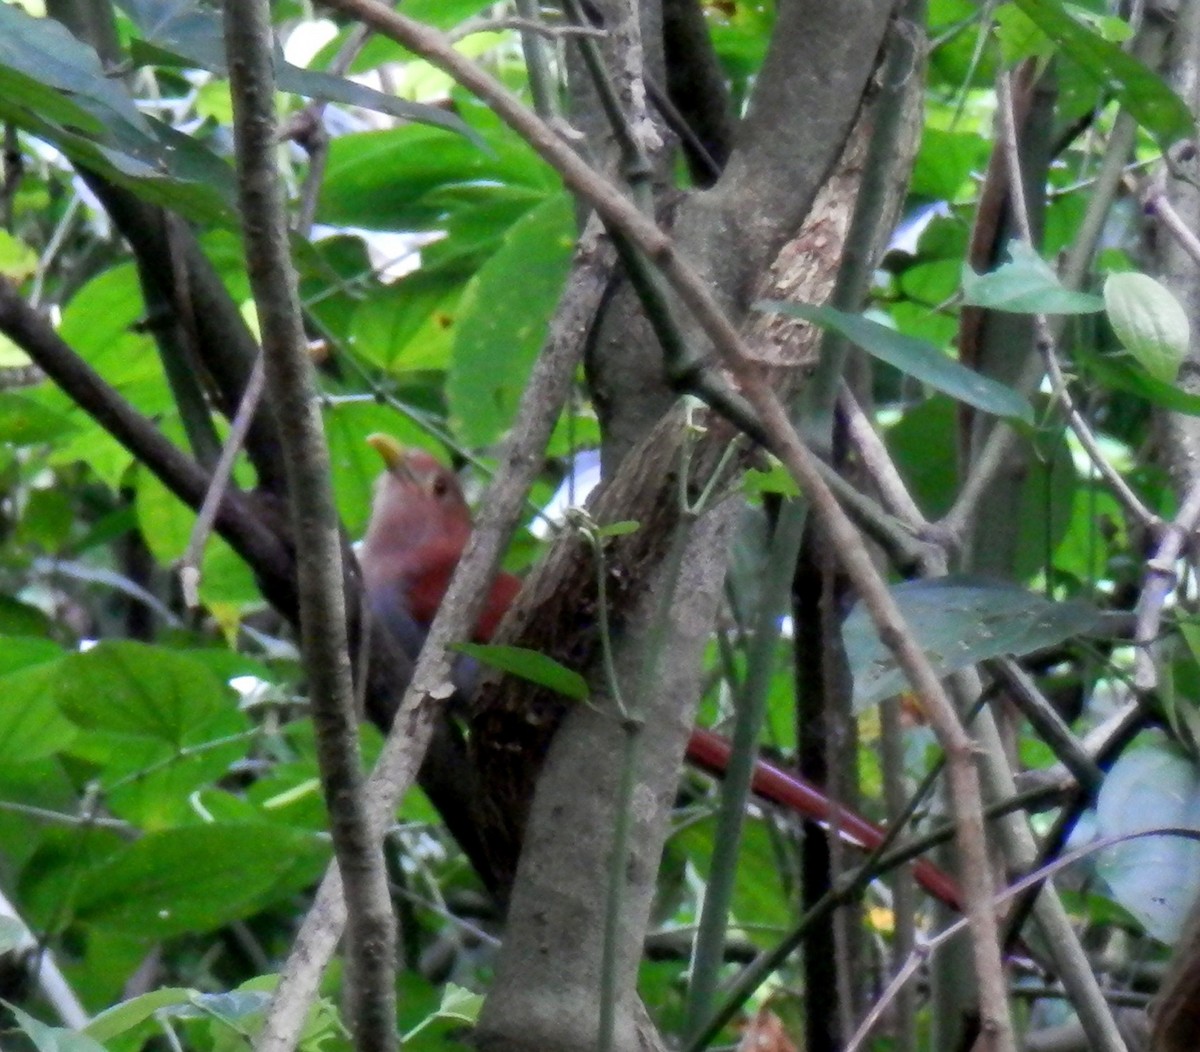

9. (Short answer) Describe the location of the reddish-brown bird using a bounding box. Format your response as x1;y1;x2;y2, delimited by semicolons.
359;434;961;910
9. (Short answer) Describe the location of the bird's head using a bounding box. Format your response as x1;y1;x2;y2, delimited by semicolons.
361;435;472;580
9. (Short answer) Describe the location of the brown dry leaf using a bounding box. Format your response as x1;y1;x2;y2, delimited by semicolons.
737;1008;800;1052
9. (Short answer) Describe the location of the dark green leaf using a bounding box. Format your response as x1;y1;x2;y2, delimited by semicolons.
961;241;1105;314
454;644;588;701
76;824;328;937
0;391;76;446
1011;0;1193;144
1079;352;1200;415
845;577;1103;709
0;660;76;764
0;599;54;638
449;193;574;444
757;302;1034;423
0;6;236;223
56;642;231;746
0;6;149;134
319;126;551;231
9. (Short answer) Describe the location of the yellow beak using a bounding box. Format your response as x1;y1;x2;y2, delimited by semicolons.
366;433;412;478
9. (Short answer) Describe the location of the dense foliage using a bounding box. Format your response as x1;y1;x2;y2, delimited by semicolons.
1;1;1200;1051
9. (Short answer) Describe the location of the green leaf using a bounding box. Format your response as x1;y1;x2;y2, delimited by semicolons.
55;642;232;746
0;230;37;280
961;241;1105;314
1095;734;1200;941
0;660;76;765
76;824;328;937
349;265;465;373
845;577;1103;709
1011;0;1193;144
757;302;1034;423
5;1003;107;1052
118;0;475;139
994;3;1056;64
910;128;988;201
449;193;575;445
0;599;55;638
0;6;236;223
1103;271;1190;384
595;520;641;538
403;983;484;1042
0;6;150;135
319;126;551;232
1080;351;1200;414
743;459;801;500
454;643;588;701
0;393;79;445
86;988;197;1043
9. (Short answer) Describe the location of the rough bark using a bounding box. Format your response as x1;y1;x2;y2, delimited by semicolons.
472;5;899;1052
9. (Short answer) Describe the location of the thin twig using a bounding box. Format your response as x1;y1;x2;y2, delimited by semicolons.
998;71;1156;530
448;14;606;43
846;826;1200;1052
1145;187;1200;269
838;385;928;530
1132;479;1200;690
0;281;293;585
180;354;266;608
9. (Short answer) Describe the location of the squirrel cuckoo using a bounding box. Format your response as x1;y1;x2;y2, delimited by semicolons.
359;434;960;910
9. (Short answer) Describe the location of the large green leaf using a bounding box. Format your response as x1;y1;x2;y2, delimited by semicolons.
318;126;552;232
1011;0;1194;145
961;241;1104;314
0;660;76;765
1095;735;1200;942
0;392;79;445
845;577;1103;709
448;193;574;445
76;824;328;937
758;302;1034;423
1104;271;1190;384
55;642;233;746
349;264;467;373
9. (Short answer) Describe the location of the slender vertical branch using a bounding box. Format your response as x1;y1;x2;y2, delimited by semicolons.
222;6;397;1051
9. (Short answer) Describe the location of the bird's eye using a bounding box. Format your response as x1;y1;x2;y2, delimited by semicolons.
431;476;449;498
